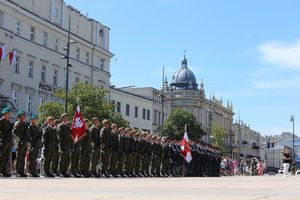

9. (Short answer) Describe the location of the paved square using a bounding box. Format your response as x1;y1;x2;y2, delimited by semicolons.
0;176;300;200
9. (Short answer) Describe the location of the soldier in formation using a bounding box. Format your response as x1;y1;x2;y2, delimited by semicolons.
0;107;222;178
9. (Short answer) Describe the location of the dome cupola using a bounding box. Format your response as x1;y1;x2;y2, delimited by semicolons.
170;55;198;90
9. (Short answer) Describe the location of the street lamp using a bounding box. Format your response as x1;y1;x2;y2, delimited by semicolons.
62;16;76;113
271;137;277;169
290;115;295;161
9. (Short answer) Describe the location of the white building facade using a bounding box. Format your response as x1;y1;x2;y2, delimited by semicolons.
0;0;113;115
110;87;170;133
232;122;263;161
264;145;291;169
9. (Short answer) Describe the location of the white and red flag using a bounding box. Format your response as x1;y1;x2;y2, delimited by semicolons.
180;125;192;163
8;49;16;65
71;105;86;143
0;45;6;61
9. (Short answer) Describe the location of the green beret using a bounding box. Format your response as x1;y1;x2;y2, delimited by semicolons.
31;114;38;120
1;107;11;114
17;110;25;117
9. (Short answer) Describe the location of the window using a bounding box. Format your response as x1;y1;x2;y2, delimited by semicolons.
30;26;35;41
75;77;80;83
99;29;104;46
147;110;150;120
85;52;89;64
76;48;80;60
14;56;20;74
16;21;21;35
39;97;44;105
158;111;161;125
85;80;89;84
111;100;116;111
126;104;130;116
0;11;3;27
116;102;121;113
97;57;104;70
42;32;47;47
28;60;33;78
53;70;58;87
54;39;59;51
11;90;17;104
134;106;138;118
154;110;157;125
142;108;146;119
26;94;32;114
41;65;46;82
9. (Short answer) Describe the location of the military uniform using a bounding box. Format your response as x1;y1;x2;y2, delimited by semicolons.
116;130;125;176
42;123;57;177
124;133;132;176
161;140;170;177
13;117;28;177
0;110;13;177
71;140;80;177
80;129;90;177
27;120;42;176
57;122;72;177
109;129;118;176
141;136;151;176
51;134;59;175
154;139;162;177
90;125;100;177
100;126;111;176
134;134;144;176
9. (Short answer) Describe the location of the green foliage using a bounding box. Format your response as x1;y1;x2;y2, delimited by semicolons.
38;82;128;126
162;108;206;140
38;101;64;124
110;112;129;128
211;125;226;152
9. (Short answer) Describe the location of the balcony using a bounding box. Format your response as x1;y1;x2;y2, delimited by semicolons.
242;141;248;145
251;142;259;149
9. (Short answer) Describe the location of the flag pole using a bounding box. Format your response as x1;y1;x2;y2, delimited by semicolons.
183;124;187;177
182;157;185;177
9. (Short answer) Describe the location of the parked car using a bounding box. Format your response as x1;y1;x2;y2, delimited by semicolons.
267;167;279;173
277;168;284;174
295;170;300;175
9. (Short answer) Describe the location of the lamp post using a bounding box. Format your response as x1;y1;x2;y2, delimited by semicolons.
238;121;242;163
290;115;295;161
62;16;76;113
271;137;277;169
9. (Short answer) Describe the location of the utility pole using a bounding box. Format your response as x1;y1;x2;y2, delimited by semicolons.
62;16;76;113
238;118;242;163
208;93;212;144
291;115;295;161
161;66;165;134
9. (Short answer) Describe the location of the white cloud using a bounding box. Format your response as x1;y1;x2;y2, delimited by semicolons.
258;39;300;70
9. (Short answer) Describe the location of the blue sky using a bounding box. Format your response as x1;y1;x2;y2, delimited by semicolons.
66;0;300;136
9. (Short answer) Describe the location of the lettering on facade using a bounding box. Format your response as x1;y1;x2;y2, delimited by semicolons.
39;83;53;92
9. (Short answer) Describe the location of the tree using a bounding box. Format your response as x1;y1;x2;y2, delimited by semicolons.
38;101;64;124
211;125;226;152
38;82;128;126
110;112;129;128
162;108;206;140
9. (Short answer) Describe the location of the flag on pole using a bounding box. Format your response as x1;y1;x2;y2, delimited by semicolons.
0;45;6;61
71;105;86;143
180;124;192;163
8;49;16;65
